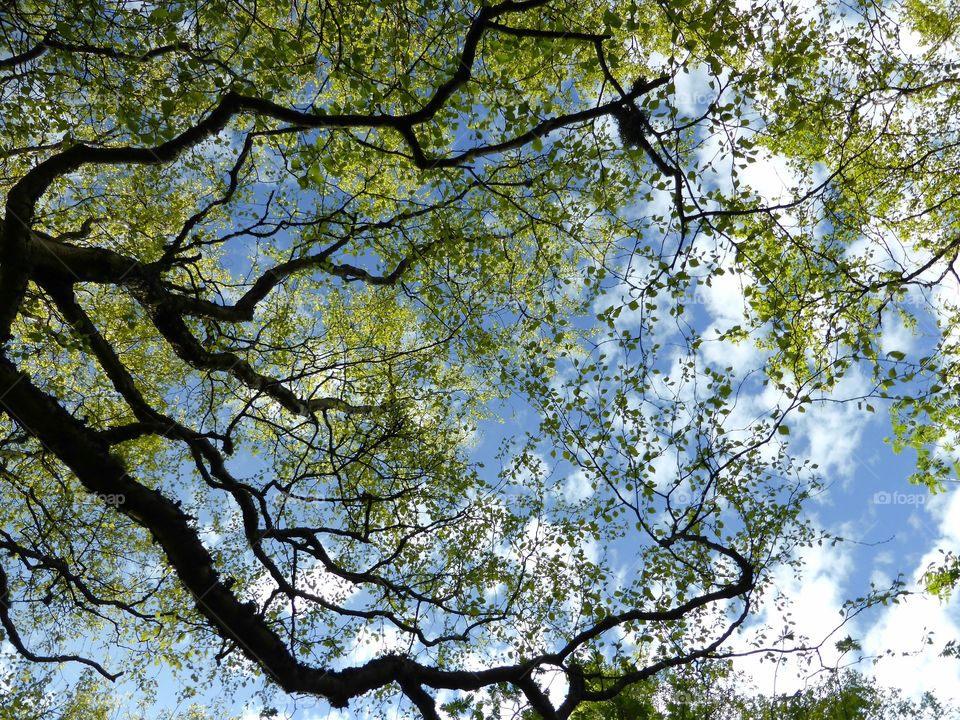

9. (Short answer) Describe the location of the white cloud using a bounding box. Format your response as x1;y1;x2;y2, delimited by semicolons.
561;468;595;502
697;270;765;374
732;539;855;695
672;64;715;117
879;310;919;357
862;487;960;702
738;149;801;206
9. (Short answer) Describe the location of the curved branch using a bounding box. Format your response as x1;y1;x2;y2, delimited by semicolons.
0;563;122;680
550;533;754;664
0;529;159;621
0;32;191;70
0;357;759;709
36;259;372;420
0;0;658;341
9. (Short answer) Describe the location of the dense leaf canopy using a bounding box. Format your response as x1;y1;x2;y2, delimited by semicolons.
1;0;959;717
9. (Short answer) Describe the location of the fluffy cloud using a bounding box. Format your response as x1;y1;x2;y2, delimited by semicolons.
862;487;960;702
731;536;856;694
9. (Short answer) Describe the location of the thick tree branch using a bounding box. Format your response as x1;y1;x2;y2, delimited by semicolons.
0;355;758;709
0;32;191;70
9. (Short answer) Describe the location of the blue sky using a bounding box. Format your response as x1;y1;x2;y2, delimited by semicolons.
632;56;960;700
4;8;959;718
179;55;960;720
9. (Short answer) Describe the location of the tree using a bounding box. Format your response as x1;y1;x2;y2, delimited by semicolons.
0;0;954;718
569;665;959;720
0;651;238;719
0;666;112;720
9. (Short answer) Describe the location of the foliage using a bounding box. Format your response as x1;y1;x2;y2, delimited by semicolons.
0;655;234;719
571;666;960;720
0;0;958;718
569;666;958;720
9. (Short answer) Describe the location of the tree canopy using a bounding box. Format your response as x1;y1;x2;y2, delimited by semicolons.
568;665;959;720
1;0;959;717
